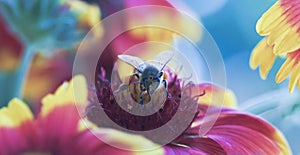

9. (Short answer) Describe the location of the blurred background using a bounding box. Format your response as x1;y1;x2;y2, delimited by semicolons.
185;0;299;154
1;0;299;154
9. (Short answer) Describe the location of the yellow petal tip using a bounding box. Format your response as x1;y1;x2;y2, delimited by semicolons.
0;98;33;127
41;75;87;117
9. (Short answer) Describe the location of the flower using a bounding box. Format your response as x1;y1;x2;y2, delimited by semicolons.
0;75;163;155
0;0;102;108
86;68;291;154
84;0;201;76
0;0;83;52
0;72;290;154
0;13;73;108
68;0;103;37
250;0;300;93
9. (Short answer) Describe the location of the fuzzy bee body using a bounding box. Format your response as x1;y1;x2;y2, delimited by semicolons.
117;52;173;105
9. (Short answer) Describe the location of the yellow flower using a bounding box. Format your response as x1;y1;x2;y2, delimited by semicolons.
250;0;300;93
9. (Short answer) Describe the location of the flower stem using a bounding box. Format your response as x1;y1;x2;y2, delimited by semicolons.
10;45;35;100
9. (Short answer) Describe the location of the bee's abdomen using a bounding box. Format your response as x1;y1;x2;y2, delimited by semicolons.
129;79;151;104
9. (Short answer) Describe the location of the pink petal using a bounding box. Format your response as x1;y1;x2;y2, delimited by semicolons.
62;131;134;155
34;104;81;151
0;120;36;154
164;145;210;155
171;106;284;154
166;137;226;154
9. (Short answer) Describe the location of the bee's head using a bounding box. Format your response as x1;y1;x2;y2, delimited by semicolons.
142;65;159;78
141;65;161;88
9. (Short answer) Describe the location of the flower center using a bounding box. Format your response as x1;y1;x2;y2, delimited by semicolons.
87;68;201;133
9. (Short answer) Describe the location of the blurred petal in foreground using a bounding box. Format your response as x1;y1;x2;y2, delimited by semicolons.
0;76;163;155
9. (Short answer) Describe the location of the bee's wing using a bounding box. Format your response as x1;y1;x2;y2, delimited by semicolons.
118;54;144;72
151;51;174;70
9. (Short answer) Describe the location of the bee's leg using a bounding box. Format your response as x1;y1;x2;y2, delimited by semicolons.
116;74;140;94
129;73;140;84
162;79;169;97
114;84;129;94
133;73;140;79
133;81;141;85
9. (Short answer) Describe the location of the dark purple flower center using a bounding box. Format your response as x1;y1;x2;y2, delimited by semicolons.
86;68;203;133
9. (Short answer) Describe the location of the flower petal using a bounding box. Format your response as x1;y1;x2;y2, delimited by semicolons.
41;75;87;117
92;128;164;155
68;0;103;37
175;106;291;155
164;144;219;154
257;0;300;54
288;60;300;93
197;83;237;108
0;98;33;127
297;76;300;90
125;0;201;42
167;136;226;154
275;50;300;92
250;38;277;80
256;1;284;35
208;111;291;154
276;56;295;83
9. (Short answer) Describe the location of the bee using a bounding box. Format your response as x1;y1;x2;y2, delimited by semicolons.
116;51;174;105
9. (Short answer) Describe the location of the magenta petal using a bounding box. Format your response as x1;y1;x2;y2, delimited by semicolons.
64;131;133;155
171;105;284;154
212;111;277;138
204;110;281;154
36;104;80;150
0;127;27;154
167;137;226;155
164;145;209;155
208;125;279;154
